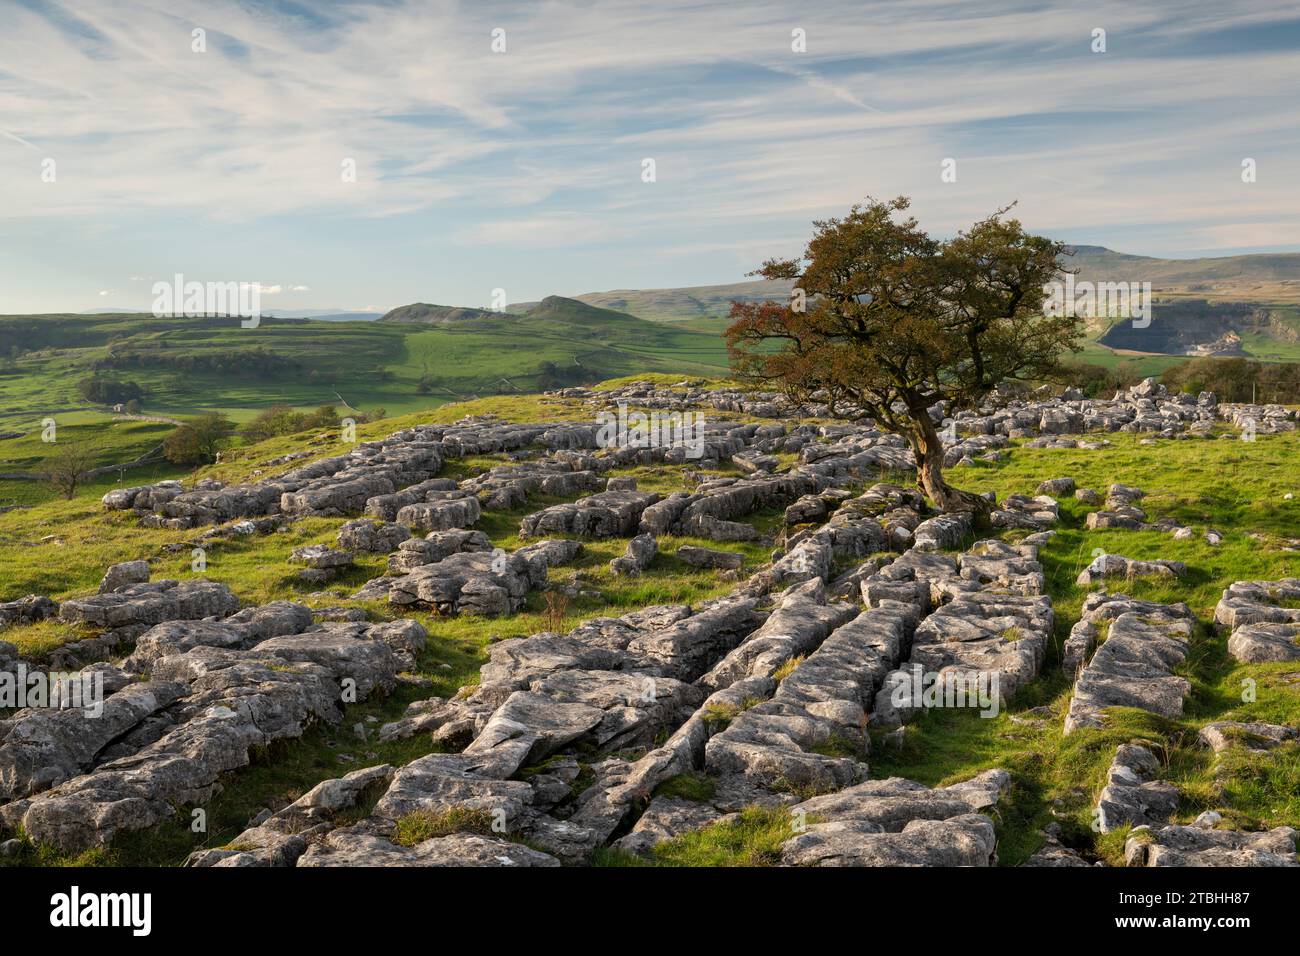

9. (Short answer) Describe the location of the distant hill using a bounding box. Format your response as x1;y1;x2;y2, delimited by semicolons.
81;308;384;321
1065;245;1300;287
378;303;498;324
512;280;796;325
537;247;1300;324
379;295;711;349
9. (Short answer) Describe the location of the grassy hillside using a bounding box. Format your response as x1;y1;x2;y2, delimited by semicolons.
0;302;732;503
1067;245;1300;303
1;381;1297;867
517;280;797;325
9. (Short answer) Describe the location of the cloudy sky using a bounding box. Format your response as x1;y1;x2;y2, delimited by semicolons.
2;0;1298;314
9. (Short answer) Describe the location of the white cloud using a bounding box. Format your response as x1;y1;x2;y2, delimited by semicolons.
0;0;1295;298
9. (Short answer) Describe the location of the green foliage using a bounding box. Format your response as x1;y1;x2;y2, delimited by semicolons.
76;375;144;405
163;412;234;466
241;404;341;443
1160;356;1300;403
162;426;204;465
727;196;1081;509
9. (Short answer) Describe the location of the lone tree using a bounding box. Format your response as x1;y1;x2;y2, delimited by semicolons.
164;412;235;465
726;196;1081;512
43;442;96;500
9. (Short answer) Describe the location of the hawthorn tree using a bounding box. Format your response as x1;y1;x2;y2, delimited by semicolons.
726;196;1081;512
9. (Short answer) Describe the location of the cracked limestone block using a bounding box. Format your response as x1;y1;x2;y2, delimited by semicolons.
705;601;916;793
1064;609;1194;735
362;478;460;521
297;828;560;867
1198;720;1298;754
0;595;58;628
4;628;398;853
520;490;660;539
1075;554;1186;587
874;593;1052;727
779;770;1009;866
1061;619;1097;676
186;764;397;867
1227;622;1300;663
396;493;482;532
58;580;241;630
699;579;858;694
989;495;1059;531
1125;824;1299;867
912;511;973;552
1036;477;1076;496
387;529;493;573
337;519;412;554
610;533;657;575
98;560;150;594
1094;744;1179;832
0;679;188;799
1214;578;1300;630
676;545;743;570
290;545;354;569
124;601;315;671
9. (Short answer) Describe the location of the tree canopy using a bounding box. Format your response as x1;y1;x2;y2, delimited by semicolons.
725;196;1082;511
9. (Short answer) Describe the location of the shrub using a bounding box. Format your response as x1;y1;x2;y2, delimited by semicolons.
77;375;144;405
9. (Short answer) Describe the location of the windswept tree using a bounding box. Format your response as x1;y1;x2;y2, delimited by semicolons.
726;196;1081;511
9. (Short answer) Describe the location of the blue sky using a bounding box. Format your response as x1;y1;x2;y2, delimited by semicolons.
1;0;1298;314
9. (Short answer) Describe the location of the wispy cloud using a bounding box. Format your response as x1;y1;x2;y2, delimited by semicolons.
1;0;1297;312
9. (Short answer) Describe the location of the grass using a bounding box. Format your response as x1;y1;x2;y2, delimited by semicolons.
392;807;497;845
654;772;717;803
2;381;1298;867
621;429;1300;866
596;806;813;867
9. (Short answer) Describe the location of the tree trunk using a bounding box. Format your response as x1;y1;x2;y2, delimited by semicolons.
909;410;992;514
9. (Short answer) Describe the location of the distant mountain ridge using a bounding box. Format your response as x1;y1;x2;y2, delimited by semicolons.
549;247;1300;323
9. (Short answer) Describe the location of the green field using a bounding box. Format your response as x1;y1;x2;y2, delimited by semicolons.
0;301;733;505
0;300;731;433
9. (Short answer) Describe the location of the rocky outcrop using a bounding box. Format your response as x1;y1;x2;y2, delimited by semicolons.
1125;823;1298;867
1094;744;1178;832
779;770;1010;866
58;580;241;630
1;620;401;852
0;595;58;629
520;490;659;538
1076;554;1187;587
1064;596;1196;734
610;533;657;576
1214;579;1300;663
337;519;412;554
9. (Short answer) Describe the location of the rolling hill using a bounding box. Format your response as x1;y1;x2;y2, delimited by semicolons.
0;298;731;434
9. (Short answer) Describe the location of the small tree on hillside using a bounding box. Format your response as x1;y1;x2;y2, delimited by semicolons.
191;412;235;461
44;442;96;500
726;196;1081;512
163;425;204;465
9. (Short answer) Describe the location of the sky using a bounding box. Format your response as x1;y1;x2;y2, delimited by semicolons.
1;0;1299;314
